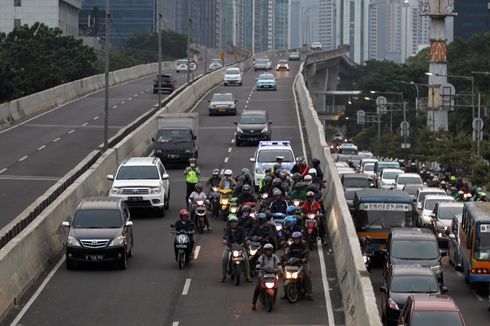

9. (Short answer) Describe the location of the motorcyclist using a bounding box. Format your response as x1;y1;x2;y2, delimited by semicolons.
272;177;286;196
290;181;308;201
259;174;273;194
236;168;253;186
184;158;200;202
284;205;302;234
311;158;324;185
238;206;256;233
290;156;309;179
269;188;288;215
188;183;211;231
237;184;257;205
271;156;284;174
219;169;236;190
302;191;326;243
282;231;313;300
247;213;277;249
233;175;246;197
308;168;323;187
291;172;301;188
174;209;196;260
206;169;222;189
220;215;252;283
279;169;293;194
252;243;282;311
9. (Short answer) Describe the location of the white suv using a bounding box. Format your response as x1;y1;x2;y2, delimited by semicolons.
224;67;242;86
108;157;170;217
249;141;295;187
176;59;188;73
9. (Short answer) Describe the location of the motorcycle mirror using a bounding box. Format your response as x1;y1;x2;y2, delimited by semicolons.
441;286;448;293
379;285;387;293
170;224;175;228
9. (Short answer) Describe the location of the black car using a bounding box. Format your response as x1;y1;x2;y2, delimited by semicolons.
153;74;176;93
62;197;134;270
234;110;271;146
385;228;445;285
380;265;447;325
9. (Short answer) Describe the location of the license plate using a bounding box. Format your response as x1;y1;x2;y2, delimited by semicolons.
264;85;270;88
219;109;226;112
128;196;143;201
175;245;187;249
168;154;179;158
86;255;103;261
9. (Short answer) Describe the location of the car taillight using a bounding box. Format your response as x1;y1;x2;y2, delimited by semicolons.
472;268;489;274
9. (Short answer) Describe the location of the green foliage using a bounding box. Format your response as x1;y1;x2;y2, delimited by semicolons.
123;30;187;63
0;23;97;102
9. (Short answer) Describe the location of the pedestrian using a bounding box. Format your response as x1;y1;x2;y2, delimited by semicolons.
184;157;200;204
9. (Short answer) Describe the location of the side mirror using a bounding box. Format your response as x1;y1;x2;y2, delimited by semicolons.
235;99;238;102
268;121;272;125
193;135;197;140
151;137;156;142
379;285;387;293
125;221;134;227
107;175;114;181
441;286;448;293
62;221;70;228
440;250;448;257
207;99;211;102
162;173;170;180
249;158;256;162
449;233;456;240
234;122;238;125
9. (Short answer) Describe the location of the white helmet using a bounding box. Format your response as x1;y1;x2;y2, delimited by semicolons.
224;169;233;177
308;168;317;176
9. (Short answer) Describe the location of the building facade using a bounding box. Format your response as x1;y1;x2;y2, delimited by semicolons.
454;0;490;39
253;0;290;53
289;0;301;48
0;0;82;36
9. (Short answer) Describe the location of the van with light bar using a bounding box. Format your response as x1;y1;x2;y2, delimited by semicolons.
250;141;295;187
352;190;415;254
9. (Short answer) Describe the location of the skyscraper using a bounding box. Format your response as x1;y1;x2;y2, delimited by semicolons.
175;0;218;48
318;0;336;50
290;0;301;48
253;0;290;53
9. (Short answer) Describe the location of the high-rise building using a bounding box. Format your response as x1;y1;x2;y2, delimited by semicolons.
454;0;490;39
175;0;217;48
253;0;290;53
318;0;335;50
289;0;301;48
0;0;82;36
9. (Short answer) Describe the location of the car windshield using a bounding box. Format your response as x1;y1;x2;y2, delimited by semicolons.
259;74;275;80
72;209;122;228
398;176;422;185
357;211;409;230
475;224;490;261
212;94;233;101
279;60;288;64
343;178;370;188
177;60;188;65
383;171;402;179
411;311;463;325
364;164;375;172
344;190;357;201
211;59;221;64
258;150;294;162
418;191;446;204
156;130;192;143
226;69;240;75
240;115;267;124
256;59;267;64
391;240;439;260
116;166;160;180
424;198;453;211
438;206;463;220
390;275;439;293
377;163;400;173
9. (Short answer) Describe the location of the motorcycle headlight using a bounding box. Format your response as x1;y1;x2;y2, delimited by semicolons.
307;214;315;219
155;149;162;154
249;248;258;256
196;200;204;206
261;193;269;199
111;188;123;195
265;282;275;289
275;224;283;231
67;236;81;247
212;187;218;192
185;149;191;154
293;199;300;206
230;207;238;213
286;271;299;279
109;235;125;247
149;187;162;194
221;198;229;205
250;212;256;218
233;250;240;257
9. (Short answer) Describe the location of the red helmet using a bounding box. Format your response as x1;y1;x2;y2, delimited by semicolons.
179;209;189;218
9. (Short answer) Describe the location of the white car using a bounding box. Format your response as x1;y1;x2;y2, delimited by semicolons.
208;58;223;71
419;195;456;227
394;173;423;190
176;59;188;73
362;162;376;179
377;168;404;190
108;157;170;217
288;51;300;61
311;42;323;50
415;188;448;211
250;141;295;187
223;67;242;86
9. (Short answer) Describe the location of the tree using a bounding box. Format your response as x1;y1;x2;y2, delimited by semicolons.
123;30;187;63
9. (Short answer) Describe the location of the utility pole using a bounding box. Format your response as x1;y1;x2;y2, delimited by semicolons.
157;13;162;110
186;0;191;84
477;92;482;156
204;0;208;74
103;0;110;151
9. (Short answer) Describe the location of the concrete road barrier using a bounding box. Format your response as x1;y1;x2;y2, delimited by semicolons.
294;64;381;326
0;55;253;321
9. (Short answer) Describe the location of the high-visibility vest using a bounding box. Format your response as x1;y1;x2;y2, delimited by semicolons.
186;169;199;184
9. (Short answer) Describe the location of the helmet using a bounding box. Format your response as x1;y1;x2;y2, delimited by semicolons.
179;209;190;218
481;192;487;198
450;176;456;182
212;168;220;176
242;167;250;175
304;175;312;183
228;215;239;223
311;158;320;166
296;156;305;164
194;183;203;191
272;178;282;187
287;205;296;215
308;168;317;176
189;157;196;162
272;188;282;196
257;213;267;222
242;205;252;213
279;170;288;179
242;184;251;192
224;169;232;177
292;172;301;182
264;175;273;184
292;231;303;239
263;243;274;251
306;191;315;199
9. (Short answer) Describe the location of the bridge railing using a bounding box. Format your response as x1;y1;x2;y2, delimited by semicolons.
294;63;381;326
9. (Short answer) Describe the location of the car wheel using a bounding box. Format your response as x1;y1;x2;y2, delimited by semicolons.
236;139;241;146
118;252;128;270
165;189;170;210
66;258;75;270
239;82;242;86
127;236;134;258
155;206;165;218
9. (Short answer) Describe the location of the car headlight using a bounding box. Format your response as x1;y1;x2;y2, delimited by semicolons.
67;236;81;247
261;126;268;133
237;126;243;133
149;187;162;194
111;188;123;195
431;264;442;274
185;149;191;153
109;235;125;247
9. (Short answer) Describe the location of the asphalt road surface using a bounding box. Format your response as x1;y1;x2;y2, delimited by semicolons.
5;57;345;325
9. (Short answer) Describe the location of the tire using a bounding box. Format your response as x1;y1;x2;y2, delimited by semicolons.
127;236;134;257
265;293;274;312
234;264;241;286
197;218;204;234
118;251;128;270
66;258;75;270
195;151;199;159
236;139;241;146
155;206;165;218
164;190;170;210
285;284;299;303
239;82;242;86
178;251;185;270
464;263;470;284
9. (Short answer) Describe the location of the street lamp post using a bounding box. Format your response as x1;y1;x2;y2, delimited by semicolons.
186;0;191;84
157;13;162;110
103;0;110;151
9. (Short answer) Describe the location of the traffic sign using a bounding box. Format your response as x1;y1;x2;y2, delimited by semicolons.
473;130;483;141
472;118;484;131
357;110;366;125
376;96;387;107
400;121;410;130
189;61;197;71
377;106;387;115
401;143;411;149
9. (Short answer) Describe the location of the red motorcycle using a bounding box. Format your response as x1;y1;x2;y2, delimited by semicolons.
303;212;319;250
258;270;279;312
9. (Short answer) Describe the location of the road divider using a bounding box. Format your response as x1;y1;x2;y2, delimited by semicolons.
294;63;381;326
0;55;253;321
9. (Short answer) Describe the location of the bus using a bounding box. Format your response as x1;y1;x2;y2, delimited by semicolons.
457;202;490;284
353;190;415;254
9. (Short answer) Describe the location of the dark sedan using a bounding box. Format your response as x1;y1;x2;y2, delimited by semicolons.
234;110;271;146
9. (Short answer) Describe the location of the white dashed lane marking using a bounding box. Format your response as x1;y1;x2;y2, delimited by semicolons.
113;105;118;109
0;168;7;174
53;138;61;143
228;147;232;153
224;157;229;163
19;156;28;162
68;130;75;134
182;279;191;295
122;101;126;104
38;145;46;151
93;116;99;120
128;97;132;101
82;122;88;126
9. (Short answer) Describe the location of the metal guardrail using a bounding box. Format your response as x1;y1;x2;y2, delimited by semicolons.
0;55;250;250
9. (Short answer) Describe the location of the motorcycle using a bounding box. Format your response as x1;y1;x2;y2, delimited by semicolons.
227;243;246;286
304;212;319;250
194;199;207;234
292;199;303;215
171;225;193;270
248;236;263;276
219;189;233;220
258;270;279;312
228;198;239;216
360;237;374;272
283;257;305;303
272;213;286;249
208;186;220;218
